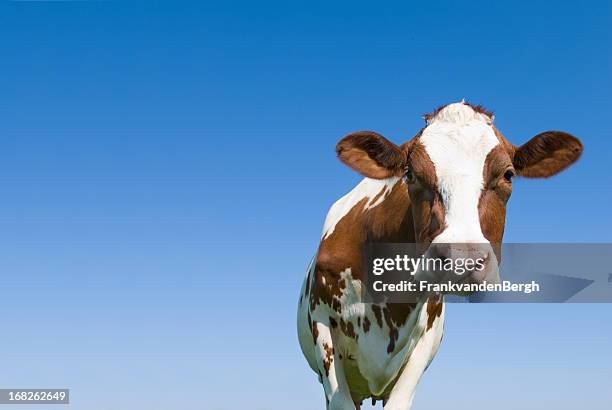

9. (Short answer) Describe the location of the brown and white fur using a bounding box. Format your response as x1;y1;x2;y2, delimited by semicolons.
297;101;583;409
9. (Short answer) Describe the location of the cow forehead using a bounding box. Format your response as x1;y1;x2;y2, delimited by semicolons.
419;103;499;179
418;102;500;242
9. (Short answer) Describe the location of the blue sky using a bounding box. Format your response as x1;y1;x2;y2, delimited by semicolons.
0;1;611;409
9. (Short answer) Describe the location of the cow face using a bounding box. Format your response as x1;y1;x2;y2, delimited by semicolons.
336;102;583;286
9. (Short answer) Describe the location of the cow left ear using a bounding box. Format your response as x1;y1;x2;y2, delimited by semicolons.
336;131;406;179
513;131;583;178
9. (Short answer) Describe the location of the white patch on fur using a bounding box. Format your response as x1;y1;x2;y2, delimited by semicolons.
322;177;399;239
383;302;445;409
336;268;365;319
420;102;499;243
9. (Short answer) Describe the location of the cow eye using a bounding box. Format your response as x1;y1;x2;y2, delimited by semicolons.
504;169;515;182
404;168;416;184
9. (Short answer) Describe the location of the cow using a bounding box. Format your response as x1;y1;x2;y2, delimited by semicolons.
297;101;583;410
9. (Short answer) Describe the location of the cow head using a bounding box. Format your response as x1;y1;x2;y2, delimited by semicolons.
336;102;583;287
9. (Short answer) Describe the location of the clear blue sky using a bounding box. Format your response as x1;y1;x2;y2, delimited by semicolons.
0;1;611;410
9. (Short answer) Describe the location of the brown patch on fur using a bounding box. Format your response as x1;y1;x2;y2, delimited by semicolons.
329;317;338;329
340;319;358;340
363;316;371;332
465;102;494;118
406;141;438;187
312;320;319;344
304;268;311;296
371;305;383;328
367;181;415;241
307;311;313;340
385;304;414;328
382;305;413;353
479;145;513;248
405;141;446;244
426;294;443;331
323;343;334;376
384;310;399;353
310;197;368;314
310;176;417;315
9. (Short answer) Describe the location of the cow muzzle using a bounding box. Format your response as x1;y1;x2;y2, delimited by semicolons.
417;242;501;295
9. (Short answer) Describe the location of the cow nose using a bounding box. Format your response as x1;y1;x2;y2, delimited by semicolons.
431;243;489;260
430;243;492;281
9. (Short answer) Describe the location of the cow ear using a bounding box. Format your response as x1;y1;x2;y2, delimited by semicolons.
336;131;405;179
513;131;583;178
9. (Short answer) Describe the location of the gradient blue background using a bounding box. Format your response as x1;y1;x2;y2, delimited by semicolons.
1;1;611;409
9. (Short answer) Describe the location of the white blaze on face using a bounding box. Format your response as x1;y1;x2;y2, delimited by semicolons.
420;102;499;243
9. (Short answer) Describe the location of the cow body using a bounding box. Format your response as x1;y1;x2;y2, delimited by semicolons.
297;176;444;409
297;102;583;409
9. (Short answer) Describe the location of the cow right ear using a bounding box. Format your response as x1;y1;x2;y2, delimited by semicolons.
336;131;406;179
513;131;583;178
